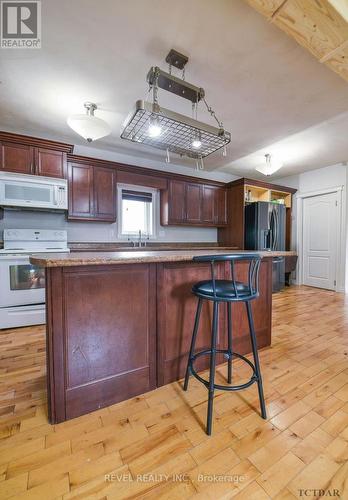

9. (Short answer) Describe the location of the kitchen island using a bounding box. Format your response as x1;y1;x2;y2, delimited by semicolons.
31;250;296;423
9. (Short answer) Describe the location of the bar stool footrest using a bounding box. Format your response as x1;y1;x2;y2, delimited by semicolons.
189;349;258;391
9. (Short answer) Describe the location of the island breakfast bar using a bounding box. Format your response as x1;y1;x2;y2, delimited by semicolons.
30;250;295;423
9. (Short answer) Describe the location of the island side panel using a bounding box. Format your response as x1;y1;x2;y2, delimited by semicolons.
46;263;157;423
157;261;227;386
157;258;272;386
46;267;66;423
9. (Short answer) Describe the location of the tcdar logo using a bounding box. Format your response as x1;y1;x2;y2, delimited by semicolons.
1;1;41;48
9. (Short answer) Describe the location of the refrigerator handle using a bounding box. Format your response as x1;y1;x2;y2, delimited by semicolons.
263;230;268;250
261;229;270;250
270;209;274;250
274;208;278;250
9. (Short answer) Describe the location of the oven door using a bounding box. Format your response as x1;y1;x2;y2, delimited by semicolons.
0;255;45;307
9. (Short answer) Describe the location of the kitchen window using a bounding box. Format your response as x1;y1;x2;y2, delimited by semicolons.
118;184;157;239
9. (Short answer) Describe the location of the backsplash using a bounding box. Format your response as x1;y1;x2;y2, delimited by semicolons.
0;209;217;243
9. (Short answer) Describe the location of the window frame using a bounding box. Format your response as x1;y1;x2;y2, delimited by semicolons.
117;183;158;240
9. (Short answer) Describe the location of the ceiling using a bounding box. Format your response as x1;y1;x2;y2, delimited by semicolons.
0;0;348;179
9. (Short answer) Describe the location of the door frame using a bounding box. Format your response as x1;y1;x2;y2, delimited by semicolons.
296;185;345;292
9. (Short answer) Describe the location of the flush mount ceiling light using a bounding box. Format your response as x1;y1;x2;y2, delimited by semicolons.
120;49;231;167
255;154;283;176
67;102;111;142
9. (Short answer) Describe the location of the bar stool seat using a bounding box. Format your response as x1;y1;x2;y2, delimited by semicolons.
184;253;267;435
192;280;255;300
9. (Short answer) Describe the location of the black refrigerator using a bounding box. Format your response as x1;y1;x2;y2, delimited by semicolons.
245;201;286;293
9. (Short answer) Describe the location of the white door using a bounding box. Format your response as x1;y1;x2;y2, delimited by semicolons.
302;192;338;290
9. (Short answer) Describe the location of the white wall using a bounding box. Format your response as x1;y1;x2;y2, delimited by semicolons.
0;210;220;243
274;163;348;291
0;145;238;243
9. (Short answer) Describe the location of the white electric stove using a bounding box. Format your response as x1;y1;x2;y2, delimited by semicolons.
0;229;69;329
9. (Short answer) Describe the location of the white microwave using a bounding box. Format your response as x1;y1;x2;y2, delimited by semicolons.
0;172;68;210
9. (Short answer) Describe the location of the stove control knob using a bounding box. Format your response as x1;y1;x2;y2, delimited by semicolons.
7;230;19;238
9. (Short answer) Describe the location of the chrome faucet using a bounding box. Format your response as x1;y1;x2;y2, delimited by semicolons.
128;231;148;248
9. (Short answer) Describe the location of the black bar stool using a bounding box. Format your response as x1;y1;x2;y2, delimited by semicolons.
183;254;267;435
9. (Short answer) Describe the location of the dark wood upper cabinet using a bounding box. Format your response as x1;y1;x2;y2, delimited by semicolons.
0;142;35;174
202;185;216;223
202;186;227;225
0;133;72;178
186;183;202;223
93;167;116;221
168;180;186;223
215;188;227;225
162;179;227;227
68;163;94;219
68;163;116;222
35;148;67;178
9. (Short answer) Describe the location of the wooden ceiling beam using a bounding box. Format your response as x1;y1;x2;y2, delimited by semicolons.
245;0;348;83
327;0;348;23
271;0;290;19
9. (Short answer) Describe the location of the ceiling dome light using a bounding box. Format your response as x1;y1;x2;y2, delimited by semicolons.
148;115;162;138
67;102;111;142
255;154;283;176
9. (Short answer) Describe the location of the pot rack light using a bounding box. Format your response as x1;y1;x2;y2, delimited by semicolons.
120;49;231;169
255;153;283;176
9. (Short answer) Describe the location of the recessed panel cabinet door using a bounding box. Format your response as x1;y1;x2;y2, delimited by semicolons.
202;185;216;223
68;163;94;219
186;183;202;223
0;141;34;174
215;188;227;225
168;180;186;223
49;264;157;421
93;167;116;221
35;148;67;178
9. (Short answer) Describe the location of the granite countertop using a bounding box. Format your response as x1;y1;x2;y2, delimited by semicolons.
30;250;298;267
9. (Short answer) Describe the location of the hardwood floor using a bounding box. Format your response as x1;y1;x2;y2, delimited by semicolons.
0;286;347;499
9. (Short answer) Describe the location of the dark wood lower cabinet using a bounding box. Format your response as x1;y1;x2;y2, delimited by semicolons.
156;258;272;385
223;258;272;354
45;258;272;423
157;261;226;386
46;264;156;422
